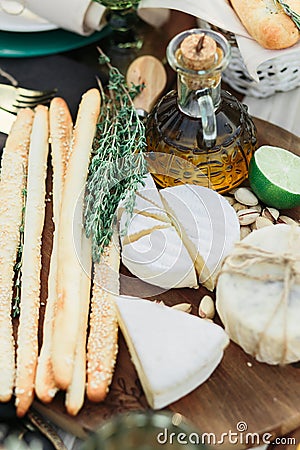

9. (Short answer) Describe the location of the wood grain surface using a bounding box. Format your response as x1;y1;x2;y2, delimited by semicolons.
32;117;300;448
269;426;300;450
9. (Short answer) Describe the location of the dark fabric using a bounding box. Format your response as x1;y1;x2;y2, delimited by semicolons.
0;52;101;152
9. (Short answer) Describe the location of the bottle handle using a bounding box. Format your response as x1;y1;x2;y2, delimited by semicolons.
197;93;216;148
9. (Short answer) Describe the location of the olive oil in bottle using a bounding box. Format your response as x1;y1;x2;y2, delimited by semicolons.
146;29;257;193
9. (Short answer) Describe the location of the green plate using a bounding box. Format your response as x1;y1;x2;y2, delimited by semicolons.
0;27;111;57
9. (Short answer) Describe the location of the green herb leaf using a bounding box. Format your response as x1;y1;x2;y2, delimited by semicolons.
12;182;27;317
84;48;147;261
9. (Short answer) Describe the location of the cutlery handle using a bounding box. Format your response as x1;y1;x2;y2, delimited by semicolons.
126;55;167;114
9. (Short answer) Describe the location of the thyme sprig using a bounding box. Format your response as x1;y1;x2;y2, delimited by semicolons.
12;187;26;317
84;49;147;261
275;0;300;30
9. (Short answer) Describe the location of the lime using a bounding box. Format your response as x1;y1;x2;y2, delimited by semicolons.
248;145;300;209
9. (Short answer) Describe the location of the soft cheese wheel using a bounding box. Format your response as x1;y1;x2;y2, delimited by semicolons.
160;185;240;291
122;227;198;289
120;183;239;290
216;224;300;365
114;295;229;409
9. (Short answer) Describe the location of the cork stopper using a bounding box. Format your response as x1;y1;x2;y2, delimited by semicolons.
179;33;217;71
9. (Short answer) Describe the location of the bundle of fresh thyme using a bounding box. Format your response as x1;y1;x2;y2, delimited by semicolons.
275;0;300;30
84;49;147;261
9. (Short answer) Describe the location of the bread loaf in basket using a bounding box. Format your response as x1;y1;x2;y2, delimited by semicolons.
198;19;300;98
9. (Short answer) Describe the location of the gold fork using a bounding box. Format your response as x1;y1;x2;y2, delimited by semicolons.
0;84;57;115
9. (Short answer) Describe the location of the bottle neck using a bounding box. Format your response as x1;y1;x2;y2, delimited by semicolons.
177;72;221;118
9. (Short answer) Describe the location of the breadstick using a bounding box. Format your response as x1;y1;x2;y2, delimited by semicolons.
65;233;92;415
87;227;120;402
15;105;49;417
52;88;101;390
0;108;34;402
35;98;73;403
230;0;300;49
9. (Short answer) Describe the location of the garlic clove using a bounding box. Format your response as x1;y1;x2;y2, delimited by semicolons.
172;303;192;313
198;295;215;319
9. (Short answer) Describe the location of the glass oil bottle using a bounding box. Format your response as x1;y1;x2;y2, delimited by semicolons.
145;29;257;193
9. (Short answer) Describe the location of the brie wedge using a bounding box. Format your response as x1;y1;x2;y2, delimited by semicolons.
118;183;170;224
135;172;166;210
119;211;171;246
122;226;198;289
114;295;229;409
216;224;300;365
160;185;240;291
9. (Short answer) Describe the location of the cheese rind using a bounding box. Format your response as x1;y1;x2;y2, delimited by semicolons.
216;224;300;365
114;295;229;409
122;227;198;289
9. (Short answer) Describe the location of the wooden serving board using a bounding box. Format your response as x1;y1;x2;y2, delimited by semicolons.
33;118;300;447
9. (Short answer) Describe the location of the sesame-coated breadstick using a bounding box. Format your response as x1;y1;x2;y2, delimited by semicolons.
35;97;73;403
87;227;120;402
65;233;92;415
15;105;49;417
0;108;34;402
51;89;101;390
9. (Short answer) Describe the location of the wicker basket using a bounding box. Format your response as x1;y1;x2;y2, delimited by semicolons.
198;19;300;98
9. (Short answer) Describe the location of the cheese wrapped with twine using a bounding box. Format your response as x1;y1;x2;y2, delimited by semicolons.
216;224;300;365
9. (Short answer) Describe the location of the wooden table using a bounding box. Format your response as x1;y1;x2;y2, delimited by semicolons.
31;112;300;448
36;11;300;449
2;10;300;450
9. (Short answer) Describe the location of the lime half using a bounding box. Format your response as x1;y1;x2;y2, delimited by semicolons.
248;145;300;209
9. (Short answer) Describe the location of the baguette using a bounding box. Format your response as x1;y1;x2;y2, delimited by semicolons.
65;233;92;415
86;227;120;402
15;105;49;417
230;0;300;49
35;98;73;403
0;108;34;402
51;88;101;390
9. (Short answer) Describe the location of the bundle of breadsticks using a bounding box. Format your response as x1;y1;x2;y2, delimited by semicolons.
0;88;120;417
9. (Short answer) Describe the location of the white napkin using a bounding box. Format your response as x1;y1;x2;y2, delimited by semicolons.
244;87;300;137
26;0;300;81
24;0;103;35
24;0;170;36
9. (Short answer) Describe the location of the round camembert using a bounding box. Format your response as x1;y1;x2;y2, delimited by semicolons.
119;174;240;291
